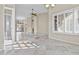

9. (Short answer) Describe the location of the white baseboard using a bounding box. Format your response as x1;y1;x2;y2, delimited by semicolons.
37;33;48;36
50;36;79;46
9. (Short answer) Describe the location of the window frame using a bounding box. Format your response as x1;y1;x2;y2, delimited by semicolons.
52;11;65;33
74;7;79;33
52;8;75;34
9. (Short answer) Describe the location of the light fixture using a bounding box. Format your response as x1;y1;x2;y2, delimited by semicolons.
31;9;37;16
51;4;55;7
45;4;50;8
45;4;55;8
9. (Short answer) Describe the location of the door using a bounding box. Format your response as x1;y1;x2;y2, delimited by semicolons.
4;7;15;50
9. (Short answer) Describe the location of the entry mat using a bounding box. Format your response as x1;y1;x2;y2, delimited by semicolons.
5;40;40;50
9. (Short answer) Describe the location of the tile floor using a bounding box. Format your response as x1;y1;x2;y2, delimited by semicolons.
12;40;39;49
1;35;79;55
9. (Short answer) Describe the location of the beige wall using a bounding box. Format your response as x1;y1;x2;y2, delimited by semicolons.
51;4;79;13
26;13;48;35
37;13;48;35
49;4;79;45
0;5;4;49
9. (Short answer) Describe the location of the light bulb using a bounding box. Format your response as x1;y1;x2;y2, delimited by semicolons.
45;4;55;8
51;4;55;7
45;4;50;8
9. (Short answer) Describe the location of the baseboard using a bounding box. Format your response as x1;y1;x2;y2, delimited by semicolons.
50;36;79;46
37;33;48;36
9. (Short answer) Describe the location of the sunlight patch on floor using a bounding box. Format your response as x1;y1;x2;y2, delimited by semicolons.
5;40;40;50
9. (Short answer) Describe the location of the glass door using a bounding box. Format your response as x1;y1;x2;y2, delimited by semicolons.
4;7;13;47
5;14;12;40
4;6;15;50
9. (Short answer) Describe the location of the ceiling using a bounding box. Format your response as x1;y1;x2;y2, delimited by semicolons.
15;4;47;20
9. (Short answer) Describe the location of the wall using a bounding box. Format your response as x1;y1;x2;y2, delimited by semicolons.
26;12;48;36
49;4;79;45
37;13;48;35
51;4;79;13
0;5;4;49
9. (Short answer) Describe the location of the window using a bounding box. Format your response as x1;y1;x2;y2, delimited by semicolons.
74;9;79;33
65;11;73;33
53;9;74;33
78;11;79;24
53;13;65;32
54;16;58;31
58;14;65;32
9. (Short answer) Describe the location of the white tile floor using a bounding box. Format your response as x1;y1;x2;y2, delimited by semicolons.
1;35;79;55
5;40;39;50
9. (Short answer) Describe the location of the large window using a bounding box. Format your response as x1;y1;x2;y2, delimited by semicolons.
53;12;65;32
65;10;73;33
74;8;79;33
58;14;65;32
53;9;75;33
53;13;65;32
